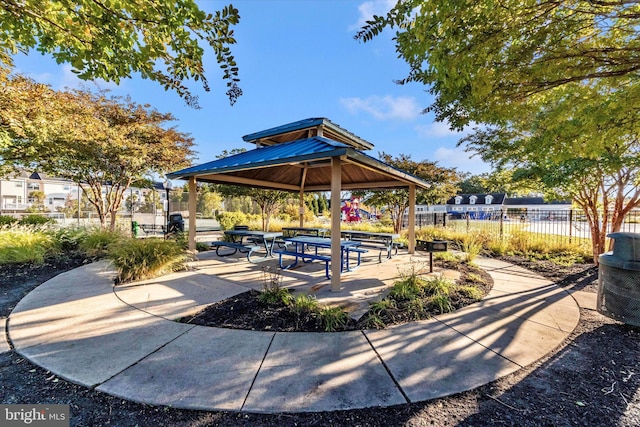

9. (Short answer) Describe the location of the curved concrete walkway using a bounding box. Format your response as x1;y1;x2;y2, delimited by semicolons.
5;255;589;413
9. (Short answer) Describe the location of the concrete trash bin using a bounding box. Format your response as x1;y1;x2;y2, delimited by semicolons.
597;232;640;326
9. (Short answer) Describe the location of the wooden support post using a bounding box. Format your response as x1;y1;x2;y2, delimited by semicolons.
330;156;342;292
188;176;196;251
408;184;416;254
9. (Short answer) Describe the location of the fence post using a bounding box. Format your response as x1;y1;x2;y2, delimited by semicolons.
569;209;573;244
500;209;504;239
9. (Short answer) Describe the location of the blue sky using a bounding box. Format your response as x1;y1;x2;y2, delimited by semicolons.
11;0;491;176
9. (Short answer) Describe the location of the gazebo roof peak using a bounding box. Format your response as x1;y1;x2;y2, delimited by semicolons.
242;118;374;151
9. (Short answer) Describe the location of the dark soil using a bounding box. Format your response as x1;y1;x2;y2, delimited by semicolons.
1;255;639;426
180;261;494;332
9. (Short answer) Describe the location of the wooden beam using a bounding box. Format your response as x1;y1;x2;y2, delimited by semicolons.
199;174;301;191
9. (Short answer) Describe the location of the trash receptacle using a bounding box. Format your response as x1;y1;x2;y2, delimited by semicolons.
167;213;184;233
598;232;640;326
131;220;139;237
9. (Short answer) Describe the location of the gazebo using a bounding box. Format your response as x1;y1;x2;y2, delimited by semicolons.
167;118;431;291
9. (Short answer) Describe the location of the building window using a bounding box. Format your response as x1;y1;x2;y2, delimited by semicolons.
469;195;477;205
64;185;70;191
15;181;23;188
454;196;462;205
485;195;493;204
28;183;40;191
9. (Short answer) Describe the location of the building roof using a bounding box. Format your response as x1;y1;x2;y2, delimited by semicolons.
167;136;430;192
446;193;506;205
242;118;374;151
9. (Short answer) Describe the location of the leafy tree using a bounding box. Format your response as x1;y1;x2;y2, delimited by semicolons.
355;153;459;233
0;80;195;230
26;190;46;212
357;0;640;128
359;0;640;260
197;185;223;217
220;186;288;231
0;0;242;107
462;83;640;261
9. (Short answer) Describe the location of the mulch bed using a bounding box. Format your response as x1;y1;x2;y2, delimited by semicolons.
178;260;493;331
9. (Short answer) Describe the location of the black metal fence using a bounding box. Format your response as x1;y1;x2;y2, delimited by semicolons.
404;209;640;248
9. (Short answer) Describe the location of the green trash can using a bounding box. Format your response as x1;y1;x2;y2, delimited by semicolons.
131;220;139;237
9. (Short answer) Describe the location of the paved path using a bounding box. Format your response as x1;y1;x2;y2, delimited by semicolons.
4;255;593;413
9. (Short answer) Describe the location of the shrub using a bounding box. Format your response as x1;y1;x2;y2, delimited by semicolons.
18;214;55;226
0;215;17;226
50;226;89;252
109;238;190;283
216;211;249;230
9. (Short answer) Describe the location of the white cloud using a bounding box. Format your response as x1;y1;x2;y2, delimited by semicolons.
415;122;476;138
57;64;120;91
434;146;491;174
340;95;420;120
349;0;396;30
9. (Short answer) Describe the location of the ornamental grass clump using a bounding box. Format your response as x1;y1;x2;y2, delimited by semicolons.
109;237;191;284
79;228;126;258
319;306;351;332
358;260;492;329
0;227;57;264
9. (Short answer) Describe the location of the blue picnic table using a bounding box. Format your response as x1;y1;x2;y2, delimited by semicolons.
274;236;366;279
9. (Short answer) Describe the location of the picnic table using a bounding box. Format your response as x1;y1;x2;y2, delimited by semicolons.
210;230;283;262
281;226;329;238
274;236;366;279
340;230;402;262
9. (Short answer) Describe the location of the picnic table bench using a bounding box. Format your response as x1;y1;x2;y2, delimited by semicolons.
139;224;165;235
209;241;261;262
340;230;401;262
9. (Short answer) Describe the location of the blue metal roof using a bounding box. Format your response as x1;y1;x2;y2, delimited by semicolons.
241;117;374;150
167;136;431;191
167;137;349;178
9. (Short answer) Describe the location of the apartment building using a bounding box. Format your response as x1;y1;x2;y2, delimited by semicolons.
0;171;167;217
